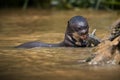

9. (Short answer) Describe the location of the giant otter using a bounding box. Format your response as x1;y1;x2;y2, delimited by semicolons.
16;16;100;48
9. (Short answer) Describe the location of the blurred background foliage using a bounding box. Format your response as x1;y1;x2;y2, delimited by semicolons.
0;0;120;10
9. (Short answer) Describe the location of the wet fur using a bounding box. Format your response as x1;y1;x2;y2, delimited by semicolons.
89;37;120;65
88;19;120;65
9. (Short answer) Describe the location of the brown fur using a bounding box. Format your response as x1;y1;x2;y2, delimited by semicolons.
89;34;120;65
88;19;120;65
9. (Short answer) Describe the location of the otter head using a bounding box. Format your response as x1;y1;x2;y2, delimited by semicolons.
65;16;89;46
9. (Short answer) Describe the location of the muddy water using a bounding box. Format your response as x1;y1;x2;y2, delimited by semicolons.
0;9;120;80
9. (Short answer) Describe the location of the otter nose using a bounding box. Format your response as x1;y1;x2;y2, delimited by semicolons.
78;29;88;35
81;29;86;34
78;29;88;40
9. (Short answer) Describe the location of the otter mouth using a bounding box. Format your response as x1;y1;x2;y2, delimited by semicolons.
72;32;88;46
74;29;88;40
79;34;88;40
72;31;88;41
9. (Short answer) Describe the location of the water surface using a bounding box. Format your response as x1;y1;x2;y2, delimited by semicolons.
0;9;120;80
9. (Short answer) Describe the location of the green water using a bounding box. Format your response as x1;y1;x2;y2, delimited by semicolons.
0;9;120;80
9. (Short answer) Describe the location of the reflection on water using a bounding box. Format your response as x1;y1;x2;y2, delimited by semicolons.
0;9;120;80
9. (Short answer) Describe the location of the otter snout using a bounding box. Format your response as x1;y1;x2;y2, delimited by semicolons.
78;29;88;40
